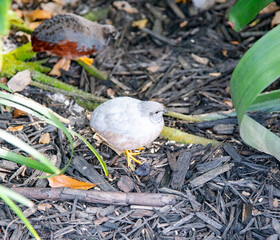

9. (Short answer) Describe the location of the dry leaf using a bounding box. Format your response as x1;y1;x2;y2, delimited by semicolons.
28;21;43;30
222;49;228;57
14;9;23;18
209;72;221;77
0;172;7;182
0;77;8;84
147;64;160;73
48;175;96;190
132;19;148;29
8;125;24;132
113;1;138;14
41;2;63;15
49;58;71;76
273;198;279;208
106;88;116;98
180;20;188;28
26;9;52;22
38;203;52;211
7;69;31;92
224;100;233;107
13;109;28;118
191;53;209;65
260;2;280;14
39;133;51;144
230;41;239;45
271;11;280;28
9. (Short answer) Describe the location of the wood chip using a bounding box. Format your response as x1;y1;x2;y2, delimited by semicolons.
190;163;234;187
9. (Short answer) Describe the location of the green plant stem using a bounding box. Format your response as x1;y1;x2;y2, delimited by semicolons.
76;60;108;81
161;126;220;147
30;80;107;103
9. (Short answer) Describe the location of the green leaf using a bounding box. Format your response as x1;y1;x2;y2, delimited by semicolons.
0;0;11;36
228;0;273;31
0;83;12;92
0;186;41;240
0;129;60;174
70;130;109;176
230;24;280;161
0;148;54;173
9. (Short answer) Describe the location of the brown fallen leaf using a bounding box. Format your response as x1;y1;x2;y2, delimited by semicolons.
273;198;279;208
224;100;233;107
41;2;63;15
49;58;71;76
39;133;51;144
147;64;160;73
38;203;52;211
191;53;209;65
25;9;52;22
113;1;138;14
48;175;96;190
28;21;43;30
8;125;24;132
209;72;221;77
271;11;280;28
13;109;28;118
260;2;280;14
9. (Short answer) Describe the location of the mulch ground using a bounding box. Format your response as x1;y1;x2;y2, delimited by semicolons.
1;0;280;239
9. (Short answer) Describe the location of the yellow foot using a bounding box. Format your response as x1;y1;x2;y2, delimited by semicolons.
124;150;142;168
78;56;94;65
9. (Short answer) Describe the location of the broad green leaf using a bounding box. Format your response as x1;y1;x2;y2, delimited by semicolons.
230;24;280;161
228;0;273;31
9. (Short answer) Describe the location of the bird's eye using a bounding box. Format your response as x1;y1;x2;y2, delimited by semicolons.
155;111;159;114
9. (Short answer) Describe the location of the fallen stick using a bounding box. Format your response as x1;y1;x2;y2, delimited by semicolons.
12;187;177;207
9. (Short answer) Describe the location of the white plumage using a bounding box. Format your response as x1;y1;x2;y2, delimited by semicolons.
90;97;166;151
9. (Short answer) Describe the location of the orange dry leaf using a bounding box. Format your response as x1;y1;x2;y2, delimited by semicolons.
132;19;148;29
49;58;71;76
39;133;50;144
48;175;96;190
224;100;233;107
13;109;28;118
8;125;24;132
26;9;52;22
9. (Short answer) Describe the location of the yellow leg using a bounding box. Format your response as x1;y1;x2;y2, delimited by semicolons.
78;56;94;65
124;150;142;167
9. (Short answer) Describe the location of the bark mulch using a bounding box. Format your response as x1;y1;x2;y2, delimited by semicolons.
1;0;280;239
